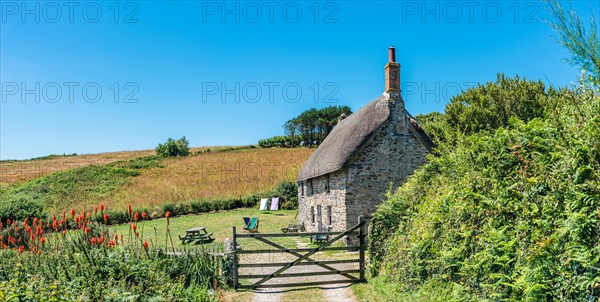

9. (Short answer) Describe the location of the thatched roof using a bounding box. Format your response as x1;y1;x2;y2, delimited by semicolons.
298;94;434;181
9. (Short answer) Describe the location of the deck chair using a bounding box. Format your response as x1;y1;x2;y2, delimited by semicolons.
259;198;268;210
270;197;279;211
244;217;259;233
242;217;251;228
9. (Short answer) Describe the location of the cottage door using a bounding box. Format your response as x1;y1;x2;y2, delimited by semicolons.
317;205;322;232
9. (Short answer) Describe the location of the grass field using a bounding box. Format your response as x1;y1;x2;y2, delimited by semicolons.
110;208;301;250
103;147;313;211
0;146;313;216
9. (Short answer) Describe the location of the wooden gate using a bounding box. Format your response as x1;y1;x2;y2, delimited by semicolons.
232;216;366;289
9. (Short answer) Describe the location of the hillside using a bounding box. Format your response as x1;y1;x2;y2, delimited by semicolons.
0;146;313;217
367;83;600;300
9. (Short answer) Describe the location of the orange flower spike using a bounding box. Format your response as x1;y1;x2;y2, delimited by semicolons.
98;236;104;244
134;212;139;221
94;206;98;214
103;214;109;223
142;212;147;219
85;227;90;235
91;237;96;245
143;241;149;250
132;224;137;232
18;246;24;254
88;213;92;219
40;237;45;245
71;209;75;218
62;230;67;236
100;204;105;212
128;204;132;215
135;231;139;237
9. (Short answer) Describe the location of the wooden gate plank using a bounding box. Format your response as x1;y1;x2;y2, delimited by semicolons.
248;218;364;289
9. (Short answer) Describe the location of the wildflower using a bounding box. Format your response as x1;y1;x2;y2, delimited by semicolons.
114;234;118;242
85;227;90;234
6;219;11;225
143;241;149;250
98;236;104;244
87;213;92;219
71;209;75;218
103;214;109;223
40;237;45;245
109;240;116;247
142;211;147;219
165;211;171;218
91;237;96;245
134;212;139;221
52;220;58;231
132;224;137;232
62;230;67;235
128;204;133;215
94;206;98;214
100;204;105;212
136;232;139;237
18;246;24;254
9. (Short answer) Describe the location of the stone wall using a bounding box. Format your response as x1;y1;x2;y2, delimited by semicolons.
297;169;347;233
345;100;429;229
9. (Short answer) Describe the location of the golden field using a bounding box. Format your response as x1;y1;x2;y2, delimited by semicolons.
98;147;313;211
1;146;313;215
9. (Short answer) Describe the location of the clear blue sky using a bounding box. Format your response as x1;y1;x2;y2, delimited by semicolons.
1;0;598;160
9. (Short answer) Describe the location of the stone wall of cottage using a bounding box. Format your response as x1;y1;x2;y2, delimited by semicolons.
297;169;348;233
345;100;429;228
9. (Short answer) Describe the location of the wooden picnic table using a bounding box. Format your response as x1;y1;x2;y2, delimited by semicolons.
179;227;214;244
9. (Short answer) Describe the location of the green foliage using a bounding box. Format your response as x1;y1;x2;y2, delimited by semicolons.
0;244;220;301
260;105;352;148
545;0;600;88
369;83;600;301
274;180;299;210
417;74;552;147
155;136;190;157
0;193;46;223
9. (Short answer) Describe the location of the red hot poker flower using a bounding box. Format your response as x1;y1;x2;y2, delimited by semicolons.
103;214;109;223
142;212;147;219
85;227;90;234
143;241;149;250
134;212;139;221
100;204;105;212
132;224;137;232
71;209;75;218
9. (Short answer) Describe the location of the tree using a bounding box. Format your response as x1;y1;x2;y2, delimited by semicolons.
155;136;190;157
545;0;600;87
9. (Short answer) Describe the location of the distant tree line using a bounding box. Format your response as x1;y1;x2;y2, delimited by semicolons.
259;105;352;148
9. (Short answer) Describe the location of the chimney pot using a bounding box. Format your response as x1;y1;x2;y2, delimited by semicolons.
388;46;396;62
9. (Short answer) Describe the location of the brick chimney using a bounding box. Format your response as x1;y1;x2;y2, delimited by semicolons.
384;46;401;98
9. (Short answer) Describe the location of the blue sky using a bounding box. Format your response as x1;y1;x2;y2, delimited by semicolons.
1;0;598;160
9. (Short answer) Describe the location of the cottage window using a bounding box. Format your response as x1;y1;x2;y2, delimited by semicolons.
326;175;330;193
301;182;305;196
327;206;332;225
309;179;313;195
311;206;315;223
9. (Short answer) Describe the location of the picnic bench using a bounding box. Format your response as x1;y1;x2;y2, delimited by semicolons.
179;227;214;244
280;222;305;233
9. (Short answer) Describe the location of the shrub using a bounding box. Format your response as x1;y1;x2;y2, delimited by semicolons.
0;193;46;223
155;136;190;157
275;180;298;209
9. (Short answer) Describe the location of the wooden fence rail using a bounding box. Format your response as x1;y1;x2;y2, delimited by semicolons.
233;215;367;289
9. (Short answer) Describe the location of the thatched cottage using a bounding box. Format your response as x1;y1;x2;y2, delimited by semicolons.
297;47;434;237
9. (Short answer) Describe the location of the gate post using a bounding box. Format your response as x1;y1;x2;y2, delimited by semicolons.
358;215;365;282
232;226;238;289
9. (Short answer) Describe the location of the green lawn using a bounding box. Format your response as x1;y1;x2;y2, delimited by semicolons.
110;208;301;250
